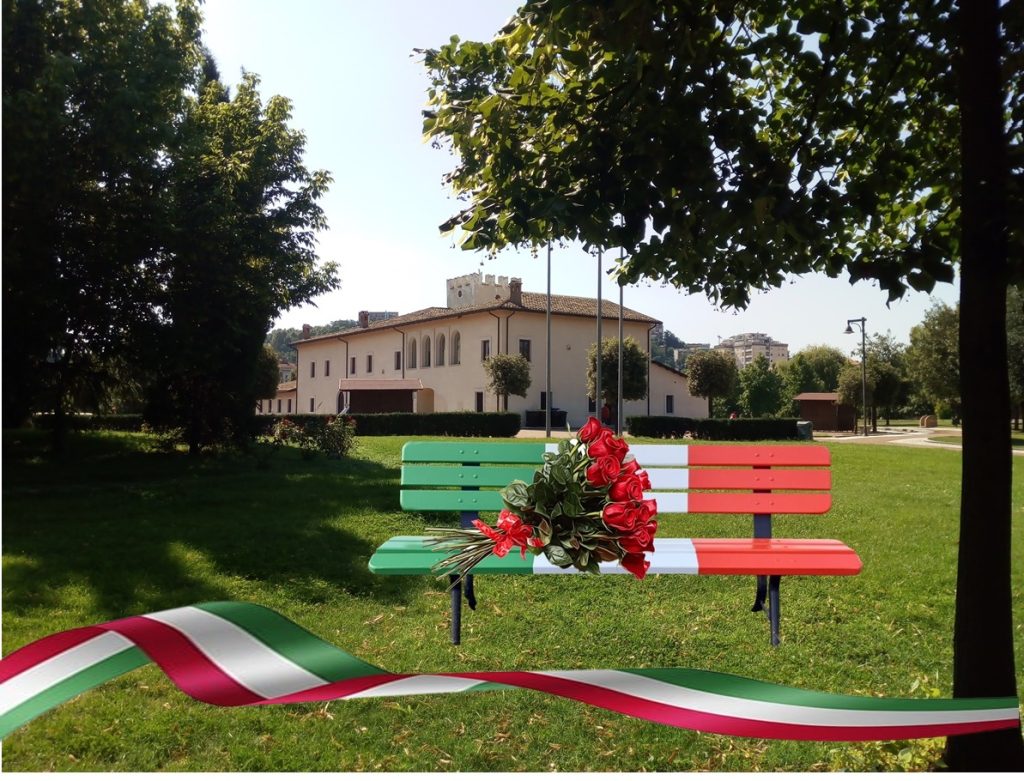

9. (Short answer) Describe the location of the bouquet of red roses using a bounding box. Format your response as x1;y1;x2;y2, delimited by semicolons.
427;417;657;582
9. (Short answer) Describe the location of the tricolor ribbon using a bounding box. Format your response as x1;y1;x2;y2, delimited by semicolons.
1;602;1018;741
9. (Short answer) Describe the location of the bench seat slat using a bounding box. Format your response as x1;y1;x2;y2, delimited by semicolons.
401;489;832;514
630;444;831;467
402;465;538;488
368;536;861;577
648;468;830;491
402;442;551;464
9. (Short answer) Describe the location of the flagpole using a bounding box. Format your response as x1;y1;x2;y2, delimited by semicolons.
545;243;552;437
596;249;602;422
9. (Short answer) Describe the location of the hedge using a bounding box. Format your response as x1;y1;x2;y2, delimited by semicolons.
31;414;145;432
626;416;800;441
255;412;521;438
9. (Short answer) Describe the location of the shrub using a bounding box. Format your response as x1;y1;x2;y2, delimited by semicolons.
257;412;520;438
273;416;356;458
626;416;800;440
31;413;145;432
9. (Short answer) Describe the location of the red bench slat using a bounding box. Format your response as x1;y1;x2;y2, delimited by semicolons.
693;538;862;575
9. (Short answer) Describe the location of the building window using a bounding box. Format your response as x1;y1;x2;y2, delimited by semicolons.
452;331;461;364
310;361;316;378
394;351;402;370
367;354;373;373
481;339;491;361
437;334;446;366
325;360;331;377
277;399;282;413
540;391;547;410
475;391;484;412
350;356;356;375
423;336;432;367
666;394;675;414
408;339;417;369
309;397;315;413
287;399;292;413
519;339;531;362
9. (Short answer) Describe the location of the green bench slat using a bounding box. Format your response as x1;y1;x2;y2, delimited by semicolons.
402;465;538;488
400;489;506;512
401;441;548;464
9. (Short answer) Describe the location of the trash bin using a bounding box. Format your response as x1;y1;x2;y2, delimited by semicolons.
796;420;813;440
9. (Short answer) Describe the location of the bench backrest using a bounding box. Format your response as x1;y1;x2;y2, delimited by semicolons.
400;442;831;518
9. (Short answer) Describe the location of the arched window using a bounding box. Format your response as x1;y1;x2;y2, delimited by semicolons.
423;336;432;367
452;331;461;365
408;338;417;369
437;334;446;366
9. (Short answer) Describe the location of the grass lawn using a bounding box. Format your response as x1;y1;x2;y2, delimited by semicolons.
928;434;1024;450
3;430;1023;771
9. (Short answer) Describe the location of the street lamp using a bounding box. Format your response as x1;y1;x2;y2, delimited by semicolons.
844;317;868;437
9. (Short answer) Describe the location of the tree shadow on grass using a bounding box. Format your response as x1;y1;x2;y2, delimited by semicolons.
2;432;422;621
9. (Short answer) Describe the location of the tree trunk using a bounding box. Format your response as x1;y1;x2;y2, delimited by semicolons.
945;1;1024;770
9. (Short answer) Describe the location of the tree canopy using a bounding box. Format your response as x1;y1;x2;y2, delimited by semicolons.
3;0;338;450
685;350;737;417
423;1;1023;767
483;352;531;409
586;336;649;406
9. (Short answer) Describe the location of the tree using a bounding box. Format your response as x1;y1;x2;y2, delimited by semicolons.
145;67;338;454
686;350;737;418
737;354;783;418
906;302;961;417
2;0;202;440
1007;286;1024;427
798;346;850;394
837;361;874;431
585;336;649;412
423;1;1023;767
483;353;531;411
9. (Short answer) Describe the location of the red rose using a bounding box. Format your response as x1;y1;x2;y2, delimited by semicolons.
638;498;657;523
578;416;604;443
589;430;629;462
608;474;644;502
602;501;641;531
621;552;650;580
619;519;658;553
586;455;620;487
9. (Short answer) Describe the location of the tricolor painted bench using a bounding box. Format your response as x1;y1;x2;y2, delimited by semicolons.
368;441;862;646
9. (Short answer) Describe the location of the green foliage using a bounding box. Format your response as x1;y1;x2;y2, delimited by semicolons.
837;363;874;414
686;350;737;416
2;0;203;427
273;415;356;459
266;320;359;363
1007;286;1024;408
737;355;783;418
30;414;145;432
2;1;337;452
483;352;531;407
421;2;974;307
905;302;961;416
257;412;522;438
586;336;649;404
626;416;799;441
145;69;338;454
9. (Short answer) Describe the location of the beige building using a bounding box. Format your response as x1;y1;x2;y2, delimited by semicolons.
715;332;790;368
259;272;707;426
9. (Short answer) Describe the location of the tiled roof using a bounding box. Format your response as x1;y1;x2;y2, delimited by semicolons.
275;381;297;392
794;392;840;401
293;291;660;345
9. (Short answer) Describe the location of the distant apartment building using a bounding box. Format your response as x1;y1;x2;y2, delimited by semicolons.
672;343;711;368
259;272;708;425
715;332;790;368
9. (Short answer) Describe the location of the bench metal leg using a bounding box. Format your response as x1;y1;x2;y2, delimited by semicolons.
464;574;477;610
767;575;781;646
752;575;767;613
449;575;462;645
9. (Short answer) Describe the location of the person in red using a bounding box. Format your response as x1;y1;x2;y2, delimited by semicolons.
600;402;612;425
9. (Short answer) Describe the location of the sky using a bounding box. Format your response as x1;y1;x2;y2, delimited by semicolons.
199;0;959;355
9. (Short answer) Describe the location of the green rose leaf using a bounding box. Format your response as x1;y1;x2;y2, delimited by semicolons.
501;479;531;509
544;545;572;568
